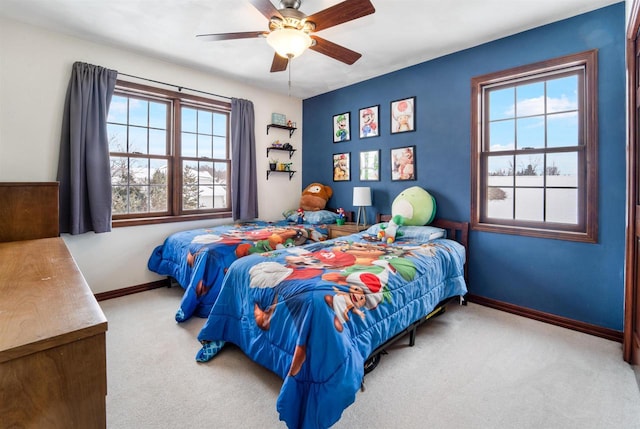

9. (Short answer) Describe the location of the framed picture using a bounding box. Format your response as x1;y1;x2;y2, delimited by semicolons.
390;96;416;134
333;152;351;181
333;112;351;143
359;105;379;138
359;150;380;181
391;145;416;181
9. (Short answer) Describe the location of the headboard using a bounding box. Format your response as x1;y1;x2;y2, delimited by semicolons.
0;182;59;242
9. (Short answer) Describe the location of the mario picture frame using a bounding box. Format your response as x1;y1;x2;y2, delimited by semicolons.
333;112;351;143
390;96;416;134
359;105;379;139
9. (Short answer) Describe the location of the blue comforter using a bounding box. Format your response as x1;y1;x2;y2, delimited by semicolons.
147;220;330;321
196;225;467;429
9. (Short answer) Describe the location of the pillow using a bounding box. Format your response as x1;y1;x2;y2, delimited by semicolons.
365;224;446;242
285;209;340;225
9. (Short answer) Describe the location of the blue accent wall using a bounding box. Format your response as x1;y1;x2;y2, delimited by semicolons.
302;3;626;330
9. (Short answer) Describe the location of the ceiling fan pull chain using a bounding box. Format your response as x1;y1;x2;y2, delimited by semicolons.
288;54;292;96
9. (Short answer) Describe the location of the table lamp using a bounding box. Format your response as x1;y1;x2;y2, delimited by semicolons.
353;186;372;228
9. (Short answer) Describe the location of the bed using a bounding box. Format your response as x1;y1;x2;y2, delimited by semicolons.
195;217;469;429
148;210;352;322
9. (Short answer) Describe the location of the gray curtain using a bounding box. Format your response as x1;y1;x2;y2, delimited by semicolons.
57;62;117;234
231;98;258;220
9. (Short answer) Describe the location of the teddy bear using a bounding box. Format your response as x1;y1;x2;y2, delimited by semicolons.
299;183;333;211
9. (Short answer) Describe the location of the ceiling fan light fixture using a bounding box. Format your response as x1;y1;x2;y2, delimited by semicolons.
266;28;312;59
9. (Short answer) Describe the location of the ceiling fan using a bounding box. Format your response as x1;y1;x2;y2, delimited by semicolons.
196;0;376;72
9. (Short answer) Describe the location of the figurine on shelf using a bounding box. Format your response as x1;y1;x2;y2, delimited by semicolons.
287;119;293;127
296;208;306;225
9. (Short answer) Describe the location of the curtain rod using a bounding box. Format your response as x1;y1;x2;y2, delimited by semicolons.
117;72;232;101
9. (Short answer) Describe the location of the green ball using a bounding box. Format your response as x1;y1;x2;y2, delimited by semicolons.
391;186;436;226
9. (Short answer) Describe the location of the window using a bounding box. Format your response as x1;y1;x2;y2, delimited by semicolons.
471;50;598;242
107;81;231;226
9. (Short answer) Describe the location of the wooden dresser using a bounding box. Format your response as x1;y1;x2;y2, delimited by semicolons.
0;183;107;428
0;182;59;242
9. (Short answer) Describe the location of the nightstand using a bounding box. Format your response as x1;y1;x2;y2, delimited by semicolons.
327;222;369;239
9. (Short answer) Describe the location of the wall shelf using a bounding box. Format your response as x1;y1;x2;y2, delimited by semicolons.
267;123;297;138
267;146;296;159
267;170;296;180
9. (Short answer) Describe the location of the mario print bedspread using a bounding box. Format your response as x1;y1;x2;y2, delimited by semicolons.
147;220;329;321
196;226;467;429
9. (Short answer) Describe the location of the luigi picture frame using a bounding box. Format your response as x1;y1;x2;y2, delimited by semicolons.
390;96;416;134
333;112;351;143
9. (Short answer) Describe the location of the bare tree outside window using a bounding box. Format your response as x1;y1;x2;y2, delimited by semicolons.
107;81;231;226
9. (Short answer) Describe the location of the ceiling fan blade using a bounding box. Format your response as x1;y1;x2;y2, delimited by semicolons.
307;0;375;32
249;0;283;21
196;31;266;41
309;36;362;65
270;53;289;72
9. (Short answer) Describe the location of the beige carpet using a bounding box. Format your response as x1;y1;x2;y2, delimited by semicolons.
100;287;640;429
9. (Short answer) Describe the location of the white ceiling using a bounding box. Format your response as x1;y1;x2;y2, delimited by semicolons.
0;0;621;99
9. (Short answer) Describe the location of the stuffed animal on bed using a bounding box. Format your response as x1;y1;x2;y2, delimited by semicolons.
378;214;404;244
391;186;436;226
299;183;333;211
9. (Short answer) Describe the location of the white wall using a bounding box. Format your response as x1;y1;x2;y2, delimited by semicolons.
0;17;304;293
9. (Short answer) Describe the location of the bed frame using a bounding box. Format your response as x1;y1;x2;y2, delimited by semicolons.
361;215;469;380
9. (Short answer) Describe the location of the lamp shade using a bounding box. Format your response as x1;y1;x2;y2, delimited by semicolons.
352;187;372;207
266;28;312;59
